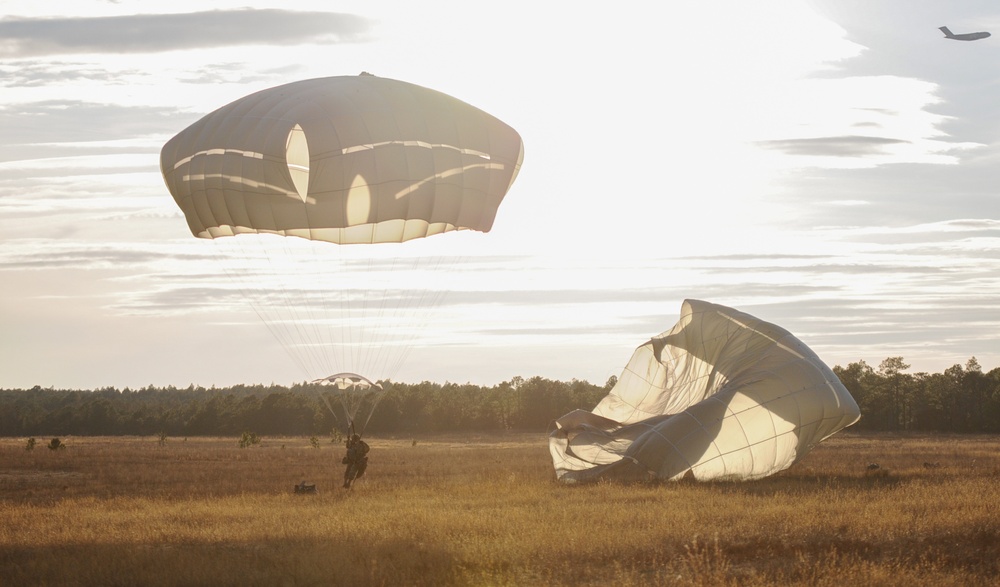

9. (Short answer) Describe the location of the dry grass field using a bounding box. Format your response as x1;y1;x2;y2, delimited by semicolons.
1;432;998;586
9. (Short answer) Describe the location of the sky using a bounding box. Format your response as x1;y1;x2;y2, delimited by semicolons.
1;0;998;390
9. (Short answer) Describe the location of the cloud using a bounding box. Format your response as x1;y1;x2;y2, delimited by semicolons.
474;321;652;338
756;135;909;157
733;293;1000;368
0;9;372;57
116;285;248;315
177;62;304;85
0;58;302;89
0;244;163;270
0;60;145;87
0;100;193;146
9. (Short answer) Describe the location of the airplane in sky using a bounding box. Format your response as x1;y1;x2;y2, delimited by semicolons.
939;26;991;41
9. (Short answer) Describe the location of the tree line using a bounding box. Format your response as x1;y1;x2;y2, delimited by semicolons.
1;357;997;437
834;356;1000;433
0;376;610;438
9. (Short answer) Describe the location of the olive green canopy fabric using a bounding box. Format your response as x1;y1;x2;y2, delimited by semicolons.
161;74;524;244
549;299;861;483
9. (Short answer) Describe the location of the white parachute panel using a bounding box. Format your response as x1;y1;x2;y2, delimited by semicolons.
549;299;860;483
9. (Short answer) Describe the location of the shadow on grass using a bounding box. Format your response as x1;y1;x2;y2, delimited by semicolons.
702;470;907;496
1;537;459;587
578;469;914;496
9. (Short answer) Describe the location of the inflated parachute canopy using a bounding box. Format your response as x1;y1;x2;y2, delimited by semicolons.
313;373;386;437
160;74;524;244
313;372;381;391
549;299;860;483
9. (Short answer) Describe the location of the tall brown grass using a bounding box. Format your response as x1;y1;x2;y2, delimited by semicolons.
1;432;998;586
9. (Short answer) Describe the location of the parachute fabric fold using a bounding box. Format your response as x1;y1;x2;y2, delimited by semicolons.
160;75;524;245
549;299;860;483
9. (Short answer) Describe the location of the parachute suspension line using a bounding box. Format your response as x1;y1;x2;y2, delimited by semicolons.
332;251;395;384
389;287;448;378
314;247;347;381
348;250;462;384
328;247;367;379
352;383;386;439
214;233;471;394
258;238;313;374
254;237;330;380
317;386;341;423
338;250;358;378
356;252;377;378
288;239;343;379
355;393;381;437
215;235;358;384
415;254;459;370
360;252;409;383
214;237;317;381
385;252;465;380
320;247;456;385
346;253;378;382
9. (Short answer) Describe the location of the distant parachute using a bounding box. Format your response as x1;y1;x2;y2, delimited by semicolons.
313;372;385;437
161;75;523;434
549;299;860;483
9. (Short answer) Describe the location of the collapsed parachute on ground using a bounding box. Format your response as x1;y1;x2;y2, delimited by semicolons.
160;74;523;432
549;299;860;483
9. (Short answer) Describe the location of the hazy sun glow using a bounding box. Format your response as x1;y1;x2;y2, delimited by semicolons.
1;0;998;388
